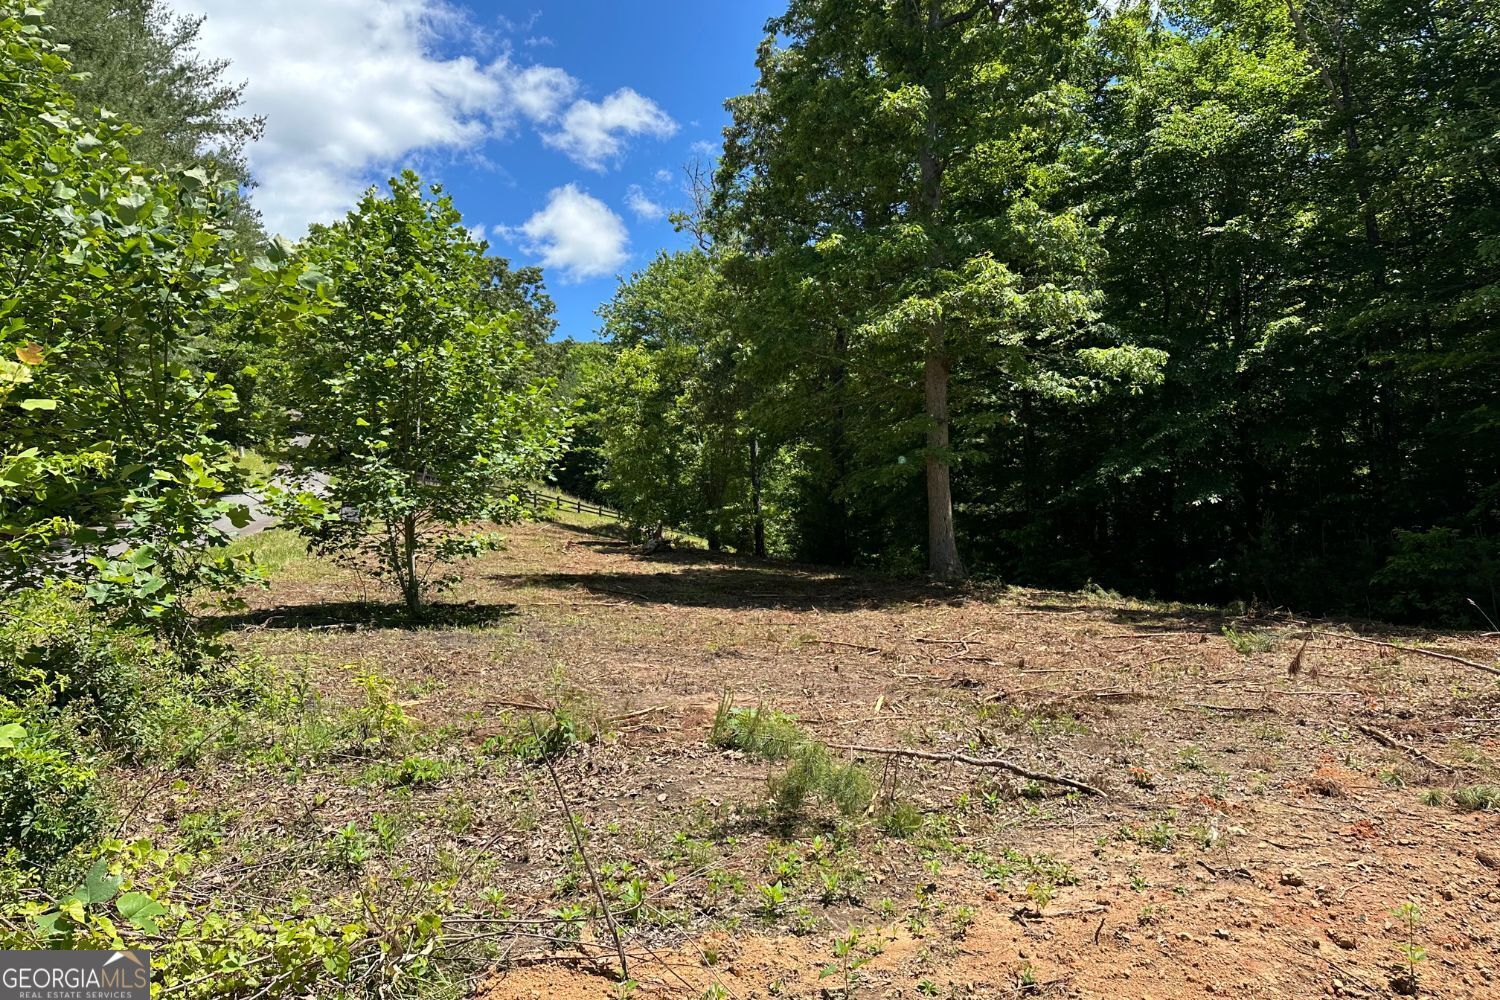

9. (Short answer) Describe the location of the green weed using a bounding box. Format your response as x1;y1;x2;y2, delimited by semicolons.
1222;627;1274;655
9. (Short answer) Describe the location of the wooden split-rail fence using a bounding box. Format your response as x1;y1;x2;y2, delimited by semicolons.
521;488;623;522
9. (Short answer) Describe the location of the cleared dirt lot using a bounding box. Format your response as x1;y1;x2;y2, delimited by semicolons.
135;518;1500;998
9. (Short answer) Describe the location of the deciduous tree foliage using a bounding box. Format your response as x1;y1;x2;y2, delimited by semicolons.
1064;0;1500;618
43;0;266;245
271;173;565;614
576;0;1498;622
709;0;1162;579
587;250;754;550
0;1;309;643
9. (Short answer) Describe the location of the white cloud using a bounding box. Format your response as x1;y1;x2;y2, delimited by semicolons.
625;185;665;221
163;0;516;235
519;184;629;282
164;0;672;237
654;168;674;183
496;11;543;34
544;89;678;171
507;64;577;123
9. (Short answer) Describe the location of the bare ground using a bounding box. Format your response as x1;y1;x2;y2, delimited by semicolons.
124;518;1500;999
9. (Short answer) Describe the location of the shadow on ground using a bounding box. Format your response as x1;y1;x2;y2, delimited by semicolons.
205;600;518;632
486;562;959;612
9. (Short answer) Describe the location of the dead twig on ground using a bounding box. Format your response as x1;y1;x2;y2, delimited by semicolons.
609;705;667;723
1356;724;1456;773
817;638;889;655
535;729;629;983
1033;904;1107;917
1178;702;1274;714
825;742;1106;797
491;699;556;714
1306;629;1500;678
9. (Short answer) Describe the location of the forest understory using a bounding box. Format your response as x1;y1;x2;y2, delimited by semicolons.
108;513;1500;1000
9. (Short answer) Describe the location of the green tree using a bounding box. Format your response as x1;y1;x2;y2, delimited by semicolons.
0;1;309;644
548;339;612;503
43;0;265;245
716;0;1157;578
272;173;564;614
1060;0;1500;617
476;255;558;361
590;250;750;549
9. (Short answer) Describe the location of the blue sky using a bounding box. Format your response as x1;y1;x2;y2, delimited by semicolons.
167;1;780;339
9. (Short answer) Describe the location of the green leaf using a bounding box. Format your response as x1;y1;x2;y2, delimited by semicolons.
70;861;122;905
116;190;147;222
0;722;26;749
117;892;169;934
32;911;66;937
17;398;57;410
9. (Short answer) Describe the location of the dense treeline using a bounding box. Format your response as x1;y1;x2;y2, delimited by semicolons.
575;0;1500;623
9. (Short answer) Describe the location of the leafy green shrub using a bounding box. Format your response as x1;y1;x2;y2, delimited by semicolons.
0;585;171;753
175;810;232;854
3;586;274;776
1373;527;1500;624
877;801;925;839
342;669;411;752
0;0;318;644
0;839;454;997
322;823;372;871
0;708;104;870
378;756;450;788
482;707;591;762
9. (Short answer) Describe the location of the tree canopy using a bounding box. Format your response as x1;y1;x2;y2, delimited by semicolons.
570;0;1500;623
44;0;266;244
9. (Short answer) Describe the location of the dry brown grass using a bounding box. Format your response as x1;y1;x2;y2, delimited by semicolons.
118;518;1500;999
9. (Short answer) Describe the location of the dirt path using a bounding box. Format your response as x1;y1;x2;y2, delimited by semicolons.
208;520;1500;998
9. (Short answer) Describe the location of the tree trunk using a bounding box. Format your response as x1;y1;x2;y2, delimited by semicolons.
401;513;420;615
919;0;964;583
924;323;964;581
749;435;766;558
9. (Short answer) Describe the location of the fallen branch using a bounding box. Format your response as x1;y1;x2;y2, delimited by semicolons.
817;639;888;655
1033;904;1107;917
827;742;1105;797
1307;630;1500;678
1178;702;1273;715
491;699;556;714
608;705;667;723
1356;724;1456;773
